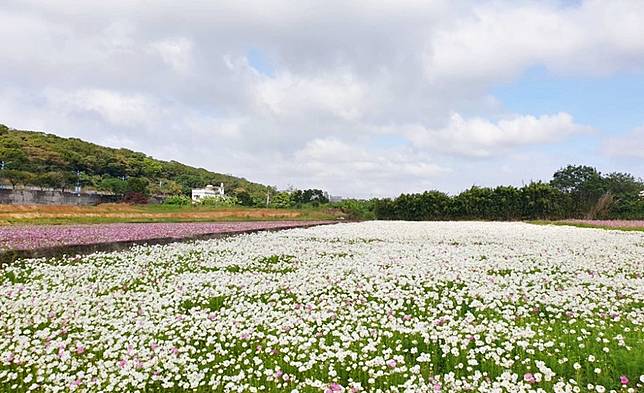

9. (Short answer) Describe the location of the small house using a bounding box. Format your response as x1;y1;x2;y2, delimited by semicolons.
192;183;224;202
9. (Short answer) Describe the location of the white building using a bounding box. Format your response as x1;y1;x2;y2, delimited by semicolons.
192;183;224;202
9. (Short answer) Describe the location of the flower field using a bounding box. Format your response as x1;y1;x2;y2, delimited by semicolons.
1;222;643;393
0;221;330;252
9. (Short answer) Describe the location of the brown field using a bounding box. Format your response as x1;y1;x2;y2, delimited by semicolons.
0;204;342;225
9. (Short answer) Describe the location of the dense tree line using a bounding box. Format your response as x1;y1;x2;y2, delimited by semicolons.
335;166;644;220
0;125;270;202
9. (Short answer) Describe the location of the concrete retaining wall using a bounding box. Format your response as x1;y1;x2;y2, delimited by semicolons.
0;189;119;205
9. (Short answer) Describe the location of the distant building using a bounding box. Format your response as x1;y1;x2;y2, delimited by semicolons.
639;190;644;199
192;183;224;202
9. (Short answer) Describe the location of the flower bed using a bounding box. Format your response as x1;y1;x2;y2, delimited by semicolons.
0;221;330;252
1;222;643;392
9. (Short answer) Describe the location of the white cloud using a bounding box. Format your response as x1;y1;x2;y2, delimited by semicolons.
254;72;366;121
44;89;159;128
150;37;194;74
603;126;644;159
280;138;449;197
425;0;644;86
404;112;591;157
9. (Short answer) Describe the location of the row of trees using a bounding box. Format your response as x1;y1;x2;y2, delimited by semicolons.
334;166;644;220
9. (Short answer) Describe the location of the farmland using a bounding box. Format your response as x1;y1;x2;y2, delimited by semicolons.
0;204;342;226
1;221;642;392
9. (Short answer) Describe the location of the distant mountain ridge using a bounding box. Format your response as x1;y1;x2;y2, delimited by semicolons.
0;123;270;200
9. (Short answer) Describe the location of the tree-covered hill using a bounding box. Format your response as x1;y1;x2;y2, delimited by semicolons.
0;123;270;202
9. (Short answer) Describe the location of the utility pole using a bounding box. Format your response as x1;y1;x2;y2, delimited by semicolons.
75;170;82;195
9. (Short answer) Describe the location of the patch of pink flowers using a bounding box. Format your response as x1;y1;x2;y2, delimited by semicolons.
0;221;331;251
561;219;644;229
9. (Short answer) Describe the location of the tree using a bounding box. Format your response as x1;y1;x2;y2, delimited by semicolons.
231;187;254;206
269;192;293;208
0;170;32;189
126;177;149;195
33;172;71;191
97;177;128;195
551;165;606;216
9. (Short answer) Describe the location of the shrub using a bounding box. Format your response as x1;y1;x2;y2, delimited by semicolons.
198;196;239;207
164;195;191;206
122;192;148;205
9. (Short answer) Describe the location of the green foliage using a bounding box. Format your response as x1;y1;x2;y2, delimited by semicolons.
291;189;329;206
126;177;149;195
198;196;239;207
164;195;191;206
97;177;128;195
0;170;33;189
373;171;643;221
269;191;293;208
331;198;378;220
230;188;254;206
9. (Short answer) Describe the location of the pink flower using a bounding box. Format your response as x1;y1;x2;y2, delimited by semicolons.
75;345;86;355
523;373;536;384
403;314;412;321
386;359;397;368
433;383;442;392
620;375;629;385
326;382;343;392
150;342;159;351
117;359;127;369
274;370;284;379
70;379;81;389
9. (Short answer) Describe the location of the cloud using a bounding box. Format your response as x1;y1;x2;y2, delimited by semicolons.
603;126;644;159
424;0;644;86
254;72;366;121
0;1;642;196
404;112;592;157
45;89;160;128
150;37;194;74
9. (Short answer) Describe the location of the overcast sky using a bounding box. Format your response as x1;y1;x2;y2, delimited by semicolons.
1;0;643;197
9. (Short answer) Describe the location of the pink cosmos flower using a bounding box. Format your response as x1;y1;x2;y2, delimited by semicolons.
117;359;127;369
75;345;86;355
386;359;397;368
434;383;442;392
70;379;82;389
325;382;343;393
403;314;412;321
620;375;629;385
523;373;536;384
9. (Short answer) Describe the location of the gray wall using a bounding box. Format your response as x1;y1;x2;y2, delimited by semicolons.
0;189;119;205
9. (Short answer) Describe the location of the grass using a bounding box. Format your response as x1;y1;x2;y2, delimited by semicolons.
528;220;644;232
0;203;343;225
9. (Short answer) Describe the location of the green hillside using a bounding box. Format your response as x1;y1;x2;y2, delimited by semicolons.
0;123;270;203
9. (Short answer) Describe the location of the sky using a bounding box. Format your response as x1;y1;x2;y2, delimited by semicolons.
1;0;643;198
